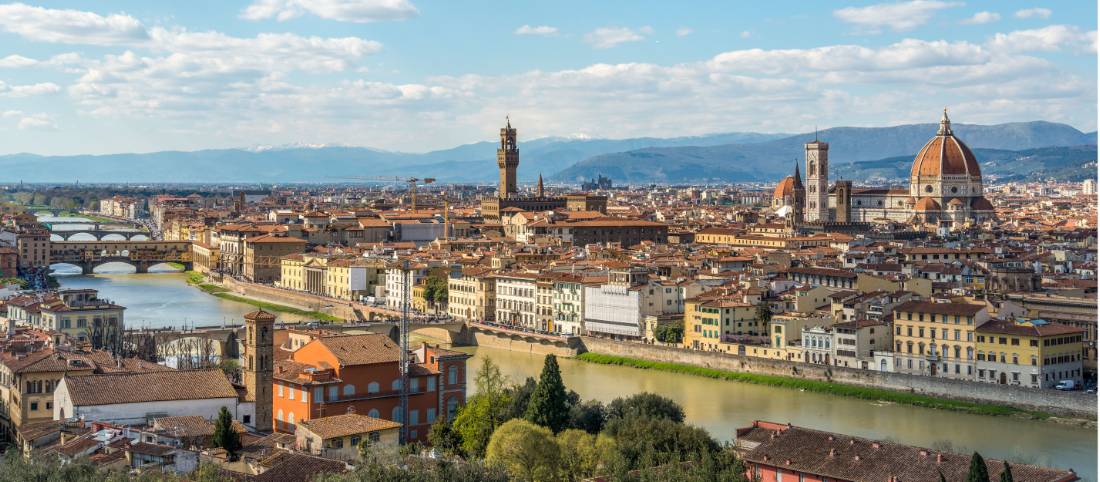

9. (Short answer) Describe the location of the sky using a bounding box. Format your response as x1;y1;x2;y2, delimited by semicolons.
0;0;1095;155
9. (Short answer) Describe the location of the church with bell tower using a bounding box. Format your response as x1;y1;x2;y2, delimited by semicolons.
480;117;607;221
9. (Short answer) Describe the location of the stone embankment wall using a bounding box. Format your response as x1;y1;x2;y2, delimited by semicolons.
471;331;579;357
580;337;1098;418
220;278;398;321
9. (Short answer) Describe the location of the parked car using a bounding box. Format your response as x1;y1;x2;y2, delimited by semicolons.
1054;380;1077;391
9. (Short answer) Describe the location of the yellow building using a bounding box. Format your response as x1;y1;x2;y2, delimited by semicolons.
295;413;400;463
447;267;495;322
1;349;95;443
975;319;1085;389
278;254;308;292
243;235;307;284
191;242;221;275
682;296;760;351
891;301;989;379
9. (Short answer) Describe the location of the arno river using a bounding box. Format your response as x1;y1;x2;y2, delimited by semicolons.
55;271;1097;480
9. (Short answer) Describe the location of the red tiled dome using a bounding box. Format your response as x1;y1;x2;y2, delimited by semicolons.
970;197;994;211
910;110;981;179
914;197;941;211
773;176;795;200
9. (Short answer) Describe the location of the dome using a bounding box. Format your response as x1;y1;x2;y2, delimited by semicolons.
910;110;981;179
970;197;994;211
946;197;965;208
773;176;796;200
914;197;941;211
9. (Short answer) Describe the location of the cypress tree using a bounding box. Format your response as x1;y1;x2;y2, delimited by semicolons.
525;354;570;432
967;452;990;482
212;406;242;458
1000;461;1014;482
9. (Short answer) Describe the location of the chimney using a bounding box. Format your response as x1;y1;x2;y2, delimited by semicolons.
936;453;943;464
872;442;881;449
919;449;928;458
829;448;836;457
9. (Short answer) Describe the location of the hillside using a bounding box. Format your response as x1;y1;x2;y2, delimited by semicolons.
831;145;1099;183
0;131;787;184
552;121;1096;184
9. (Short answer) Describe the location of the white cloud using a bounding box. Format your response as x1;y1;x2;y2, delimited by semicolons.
1015;7;1052;19
514;25;558;36
241;0;417;23
834;1;962;33
989;25;1096;53
676;27;693;37
740;30;751;39
585;26;651;48
962;11;1000;25
0;81;60;97
0;54;37;68
0;2;147;45
17;113;56;129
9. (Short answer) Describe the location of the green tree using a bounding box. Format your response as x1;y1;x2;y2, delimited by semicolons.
427;416;463;456
655;322;684;344
505;376;538;420
211;406;241;459
556;429;618;481
967;452;990;482
603;416;720;471
755;303;772;324
568;399;607;434
525;354;570;433
1000;461;1014;482
453;358;512;457
485;419;561;482
607;392;685;424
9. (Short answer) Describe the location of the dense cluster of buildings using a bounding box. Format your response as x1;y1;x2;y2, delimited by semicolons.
0;114;1092;479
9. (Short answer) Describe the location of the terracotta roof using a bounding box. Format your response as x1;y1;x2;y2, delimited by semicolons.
773;176;796;200
976;319;1085;337
63;369;238;406
914;197;941;211
893;300;985;317
737;421;1077;482
299;413;401;439
313;334;401;366
910;114;982;179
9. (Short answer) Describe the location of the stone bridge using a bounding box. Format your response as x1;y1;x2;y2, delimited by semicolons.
465;321;582;356
50;239;192;274
50;228;150;241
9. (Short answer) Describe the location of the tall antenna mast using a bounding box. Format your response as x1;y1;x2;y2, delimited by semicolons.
399;259;410;444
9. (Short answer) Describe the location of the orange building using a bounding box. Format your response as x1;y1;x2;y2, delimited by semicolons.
272;334;468;443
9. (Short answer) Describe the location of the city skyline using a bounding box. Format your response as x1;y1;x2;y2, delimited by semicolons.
0;0;1095;156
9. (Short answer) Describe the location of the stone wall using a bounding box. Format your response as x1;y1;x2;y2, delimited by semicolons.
580;337;1097;418
471;331;579;357
220;277;397;321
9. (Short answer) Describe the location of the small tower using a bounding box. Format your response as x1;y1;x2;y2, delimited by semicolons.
242;309;275;432
497;116;519;199
834;180;852;223
537;173;545;198
789;162;805;230
805;135;829;223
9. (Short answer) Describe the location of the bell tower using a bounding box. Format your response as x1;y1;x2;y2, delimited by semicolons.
805;136;829;222
242;309;275;432
497;116;519;199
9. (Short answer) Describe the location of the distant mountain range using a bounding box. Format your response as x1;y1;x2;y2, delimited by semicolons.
552;121;1096;183
832;145;1099;183
0;121;1093;184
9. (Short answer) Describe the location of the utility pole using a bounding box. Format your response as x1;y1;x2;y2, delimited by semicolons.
399;259;410;444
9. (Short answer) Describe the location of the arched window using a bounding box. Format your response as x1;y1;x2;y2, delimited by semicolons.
391;406;403;423
287;412;295;426
966;347;974;360
368;382;380;394
925;185;933;193
391;379;402;391
368;409;380;418
880;359;887;371
277;409;283;421
343;384;355;397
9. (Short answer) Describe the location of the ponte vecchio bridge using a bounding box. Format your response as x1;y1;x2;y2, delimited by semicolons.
50;240;192;274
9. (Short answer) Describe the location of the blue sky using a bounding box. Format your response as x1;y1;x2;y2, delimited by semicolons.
0;0;1095;155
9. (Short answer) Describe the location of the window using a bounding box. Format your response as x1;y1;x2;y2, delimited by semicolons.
427;408;436;423
350;436;361;447
410;378;419;392
343;385;355;397
427;377;436;392
277;409;284;421
30;402;38;411
369;432;381;443
368;408;380;418
368;382;380;394
330;438;344;449
329;386;338;401
392;406;403;423
288;387;295;400
314;387;323;402
277;384;284;397
410;409;420;425
448;366;458;385
391;379;402;391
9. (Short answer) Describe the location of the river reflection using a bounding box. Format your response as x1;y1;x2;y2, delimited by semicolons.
460;345;1097;481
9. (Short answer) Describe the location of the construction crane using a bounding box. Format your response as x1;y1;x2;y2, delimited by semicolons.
335;176;436;211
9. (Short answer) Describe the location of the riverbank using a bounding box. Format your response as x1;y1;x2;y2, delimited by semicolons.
184;271;341;322
577;352;1049;419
